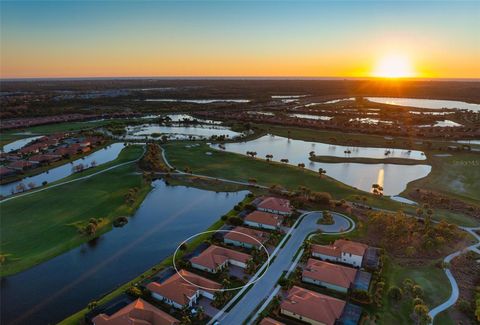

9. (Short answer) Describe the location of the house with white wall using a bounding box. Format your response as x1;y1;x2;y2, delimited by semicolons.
244;211;284;230
302;258;357;293
311;239;368;267
190;245;251;273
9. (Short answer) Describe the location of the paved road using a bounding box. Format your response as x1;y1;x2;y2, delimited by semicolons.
0;144;145;204
429;226;480;322
211;212;326;324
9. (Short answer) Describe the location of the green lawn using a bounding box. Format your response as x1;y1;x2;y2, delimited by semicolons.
0;146;149;276
379;259;452;324
163;142;404;211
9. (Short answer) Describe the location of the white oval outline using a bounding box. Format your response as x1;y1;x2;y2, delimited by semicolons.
172;229;271;292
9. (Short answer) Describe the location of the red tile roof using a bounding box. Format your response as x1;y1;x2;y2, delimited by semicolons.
245;211;283;227
190;245;251;270
334;239;368;256
8;160;36;169
147;270;221;306
257;197;292;214
92;298;179;325
28;154;61;163
260;317;285;325
0;166;16;176
224;226;269;247
302;258;357;289
281;286;346;325
311;244;341;258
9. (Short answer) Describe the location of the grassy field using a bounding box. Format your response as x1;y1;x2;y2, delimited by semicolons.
379;258;452;324
404;151;480;205
0;146;149;276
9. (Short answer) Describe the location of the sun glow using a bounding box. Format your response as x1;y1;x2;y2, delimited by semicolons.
372;54;416;78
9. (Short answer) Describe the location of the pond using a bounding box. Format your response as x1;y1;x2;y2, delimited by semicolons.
145;99;250;104
289;114;332;121
365;97;480;112
0;180;248;325
0;143;126;197
1;136;44;153
420;120;463;127
125;124;242;140
211;135;431;195
141;113;222;125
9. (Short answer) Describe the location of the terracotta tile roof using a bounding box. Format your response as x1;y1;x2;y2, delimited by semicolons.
8;160;36;169
0;166;16;176
257;197;292;214
28;154;61;163
334;239;368;256
260;317;285;325
303;258;357;289
281;286;346;325
224;226;269;247
311;244;341;258
245;211;283;227
147;270;221;306
311;239;368;258
92;298;179;325
190;245;251;270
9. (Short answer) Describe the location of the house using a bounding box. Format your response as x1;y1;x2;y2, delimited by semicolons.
0;166;16;178
302;258;357;293
257;197;292;216
190;245;251;273
28;154;62;164
223;226;269;249
147;270;221;309
92;298;179;325
280;286;346;325
244;211;284;230
311;239;368;267
260;317;285;325
7;160;37;171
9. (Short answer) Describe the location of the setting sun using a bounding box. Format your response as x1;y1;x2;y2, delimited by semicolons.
372;54;416;78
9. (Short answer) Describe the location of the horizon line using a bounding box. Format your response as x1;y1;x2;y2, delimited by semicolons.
1;76;480;82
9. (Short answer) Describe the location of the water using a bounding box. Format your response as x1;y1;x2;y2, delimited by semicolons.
349;118;393;124
0;143;125;196
457;140;480;145
211;135;431;195
125;124;241;140
305;98;355;107
0;180;248;325
420;120;463;127
1;136;44;153
390;196;417;205
145;99;250;104
366;97;480;112
289;114;332;121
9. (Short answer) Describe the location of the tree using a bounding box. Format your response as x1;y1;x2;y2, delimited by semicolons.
412;285;423;298
297;163;305;168
388;286;403;301
318;168;326;177
85;222;97;236
265;154;273;162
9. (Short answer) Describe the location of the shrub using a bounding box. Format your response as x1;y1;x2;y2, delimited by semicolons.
388;286;403;301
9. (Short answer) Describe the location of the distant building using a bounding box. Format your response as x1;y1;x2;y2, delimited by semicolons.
311;239;368;267
190;245;251;273
92;298;179;325
223;226;269;249
280;286;346;325
302;258;357;293
0;166;16;178
147;270;221;309
244;211;284;230
7;160;37;171
257;197;293;216
28;154;62;164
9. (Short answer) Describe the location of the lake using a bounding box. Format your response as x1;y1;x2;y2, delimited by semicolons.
289;114;332;120
0;143;126;197
1;136;44;153
211;135;431;195
366;97;480;112
145;99;250;104
0;180;248;325
125;124;241;140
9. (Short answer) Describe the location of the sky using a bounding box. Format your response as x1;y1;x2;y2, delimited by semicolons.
1;1;479;79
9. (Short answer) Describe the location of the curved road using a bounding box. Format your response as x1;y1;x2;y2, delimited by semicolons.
429;226;480;322
208;211;355;325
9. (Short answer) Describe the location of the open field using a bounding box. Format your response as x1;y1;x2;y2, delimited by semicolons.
0;146;148;276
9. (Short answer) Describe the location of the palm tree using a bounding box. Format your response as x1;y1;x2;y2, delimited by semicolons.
318;168;326;177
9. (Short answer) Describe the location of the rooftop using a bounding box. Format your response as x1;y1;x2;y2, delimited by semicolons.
302;258;357;288
224;226;269;247
257;196;292;214
244;211;283;227
92;298;179;325
147;270;221;306
281;286;346;325
190;245;251;270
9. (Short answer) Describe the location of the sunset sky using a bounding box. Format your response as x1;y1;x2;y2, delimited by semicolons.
1;1;479;79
